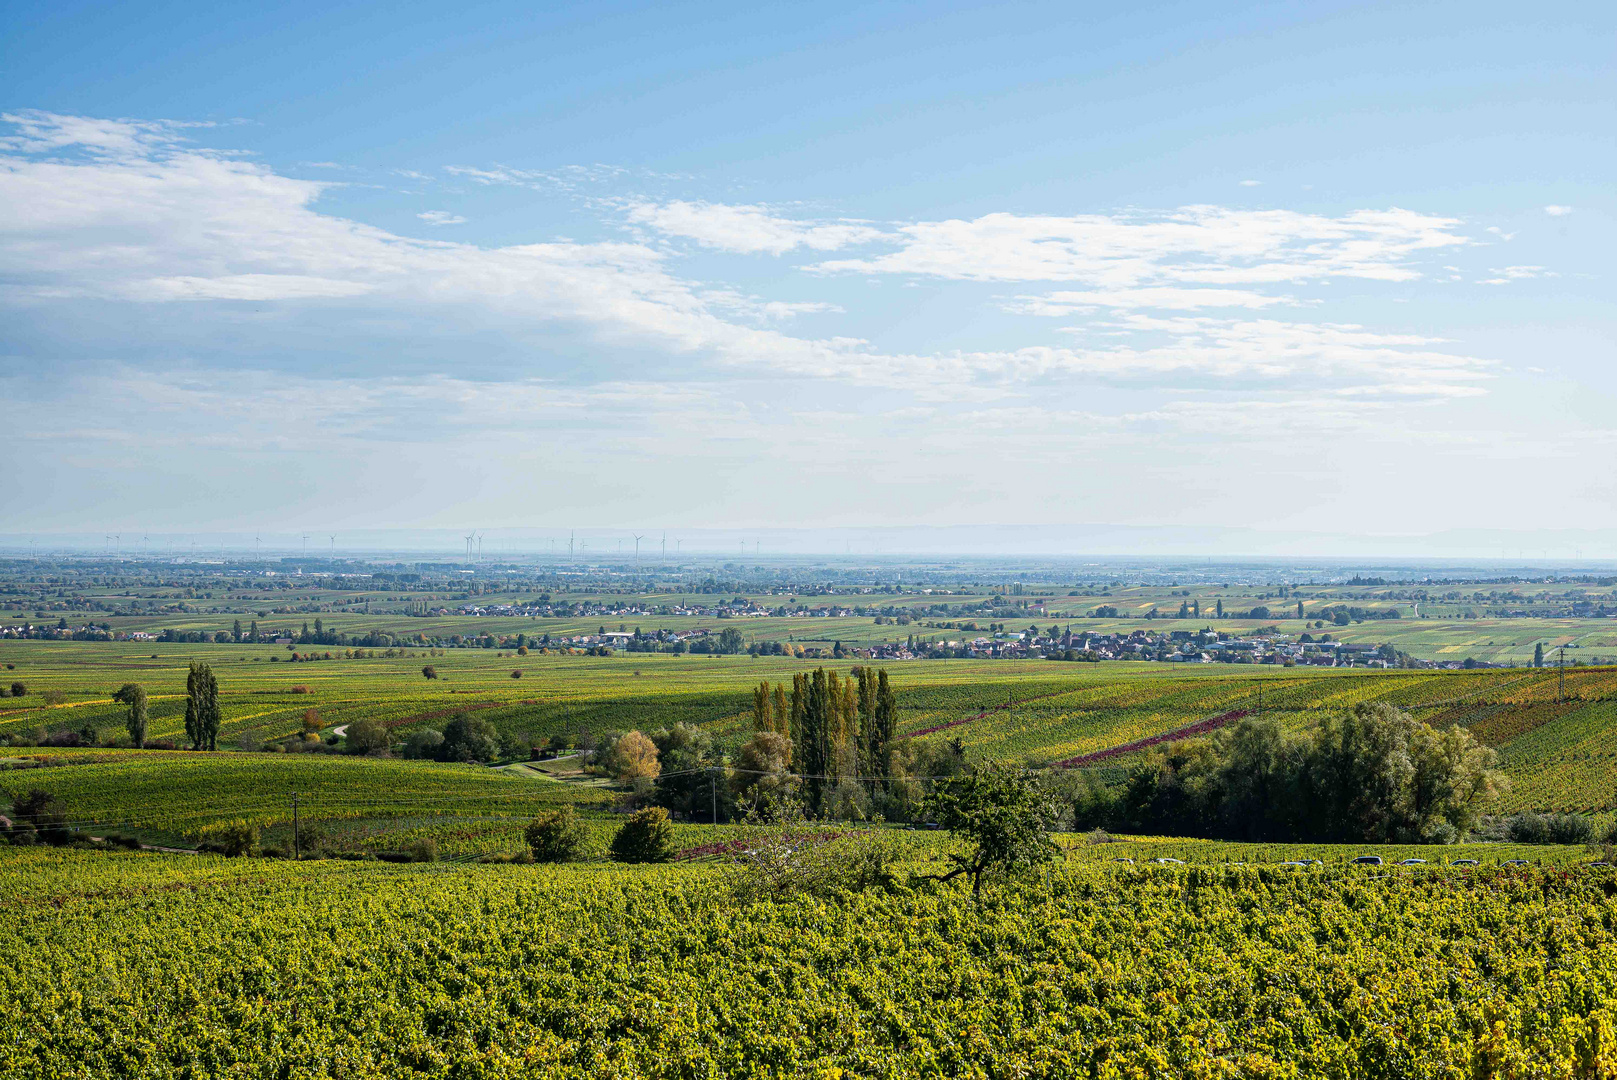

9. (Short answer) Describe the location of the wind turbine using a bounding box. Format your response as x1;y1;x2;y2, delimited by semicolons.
634;534;645;566
301;534;309;557
329;535;335;558
464;532;475;559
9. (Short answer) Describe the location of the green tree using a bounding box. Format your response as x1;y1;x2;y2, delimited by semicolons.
436;713;499;762
525;807;587;862
112;682;148;748
718;627;744;654
344;715;390;753
10;789;71;845
923;763;1060;898
752;680;771;732
1534;642;1544;668
609;806;676;863
184;662;220;751
870;670;896;786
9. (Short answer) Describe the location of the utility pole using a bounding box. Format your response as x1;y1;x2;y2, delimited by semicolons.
710;767;717;824
1559;646;1566;702
292;792;300;860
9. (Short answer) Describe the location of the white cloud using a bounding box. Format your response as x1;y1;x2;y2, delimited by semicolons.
625;200;889;255
417;210;467;226
0;113;1499;430
1544;205;1574;216
813;206;1469;286
1239;179;1263;187
1478;265;1549;285
1005;286;1295;314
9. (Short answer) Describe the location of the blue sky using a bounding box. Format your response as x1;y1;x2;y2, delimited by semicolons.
2;0;1613;548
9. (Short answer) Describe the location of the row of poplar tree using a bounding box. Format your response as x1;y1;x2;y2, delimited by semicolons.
750;667;897;814
111;661;221;750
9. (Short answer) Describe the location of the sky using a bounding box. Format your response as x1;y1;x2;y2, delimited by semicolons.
2;0;1613;552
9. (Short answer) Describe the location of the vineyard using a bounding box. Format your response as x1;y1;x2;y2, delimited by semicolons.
2;845;1616;1077
8;643;1617;813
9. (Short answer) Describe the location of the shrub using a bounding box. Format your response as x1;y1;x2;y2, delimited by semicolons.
421;665;437;680
525;807;587;863
197;820;258;857
102;833;143;850
300;709;323;734
609;806;675;863
510;670;522;679
40;689;66;707
290;685;311;695
1507;811;1595;845
10;682;25;697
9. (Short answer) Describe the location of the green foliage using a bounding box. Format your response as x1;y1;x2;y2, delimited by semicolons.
343;715;390;753
1089;704;1507;843
925;762;1060;897
437;713;499;763
401;728;443;759
197;819;257;857
111;683;147;747
1507;810;1595;845
524;807;587;863
183;662;220;751
609;806;676;863
8;789;70;845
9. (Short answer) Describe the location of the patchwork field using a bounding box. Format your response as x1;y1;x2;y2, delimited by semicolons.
7;642;1617;815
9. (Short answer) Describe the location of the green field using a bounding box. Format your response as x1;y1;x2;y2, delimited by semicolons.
7;642;1617;817
3;844;1615;1078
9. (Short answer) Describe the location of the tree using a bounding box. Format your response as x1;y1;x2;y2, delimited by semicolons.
184;662;220;751
604;730;660;781
436;713;499;762
733;731;796;808
923;764;1060;898
771;683;788;737
609;806;676;863
718;626;744;654
10;789;70;845
9;682;23;698
752;680;771;732
870;670;896;787
1534;642;1545;668
402;728;443;759
651;724;734;822
345;715;390;753
421;665;437;679
112;683;148;747
525;807;587;862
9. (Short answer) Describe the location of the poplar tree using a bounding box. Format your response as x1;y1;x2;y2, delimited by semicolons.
771;683;788;737
113;683;147;748
752;680;771;731
856;668;877;774
185;662;221;751
871;669;896;787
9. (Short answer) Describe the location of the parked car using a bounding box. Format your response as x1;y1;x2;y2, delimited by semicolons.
1352;855;1383;865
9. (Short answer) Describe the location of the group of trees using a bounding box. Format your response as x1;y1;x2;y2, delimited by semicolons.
749;667;897;815
1070;702;1507;843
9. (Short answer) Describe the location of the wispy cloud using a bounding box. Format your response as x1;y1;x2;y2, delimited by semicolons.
1544;205;1574;216
624;200;889;255
417;210;467;226
812;206;1469;286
